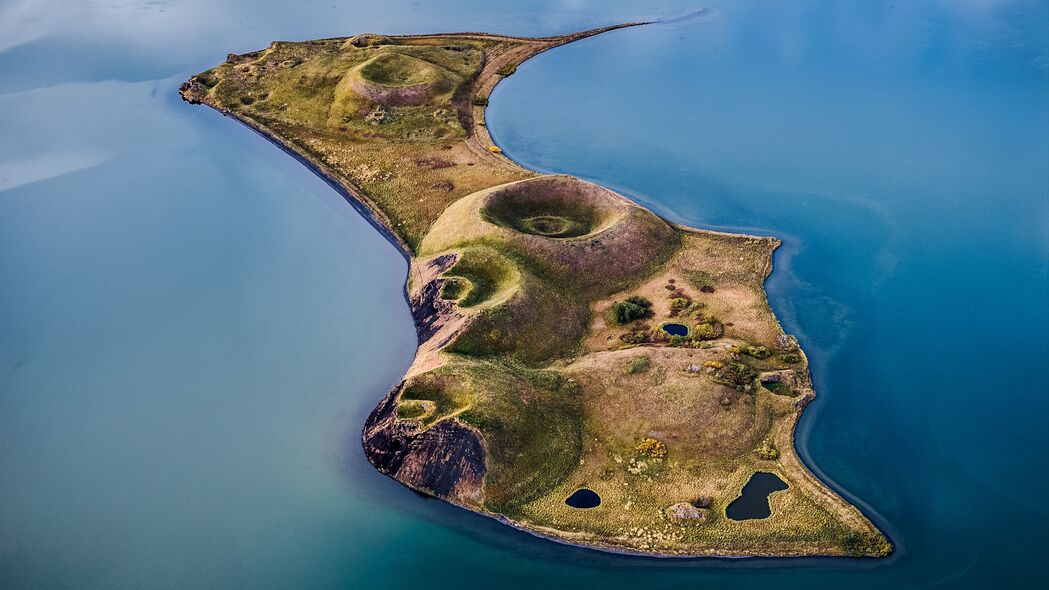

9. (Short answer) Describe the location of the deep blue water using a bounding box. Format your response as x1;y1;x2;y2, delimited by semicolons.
1;1;1046;588
564;488;601;509
662;323;690;337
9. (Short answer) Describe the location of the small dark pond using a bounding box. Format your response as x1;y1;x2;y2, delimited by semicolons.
761;378;782;392
662;323;689;337
725;472;788;520
564;488;601;509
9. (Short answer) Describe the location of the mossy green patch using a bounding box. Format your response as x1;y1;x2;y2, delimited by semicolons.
441;247;520;308
452;361;583;515
357;52;448;87
395;358;583;515
517;215;589;238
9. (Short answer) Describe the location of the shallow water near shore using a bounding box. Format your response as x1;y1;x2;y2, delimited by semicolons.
1;1;1046;588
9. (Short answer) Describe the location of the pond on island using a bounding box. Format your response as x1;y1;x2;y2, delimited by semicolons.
565;488;601;509
726;472;789;521
662;323;689;337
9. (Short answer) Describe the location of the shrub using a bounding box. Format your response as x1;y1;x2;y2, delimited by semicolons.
668;335;688;347
620;329;650;344
648;327;670;344
715;362;757;389
684;301;705;315
610;296;652;324
624;356;652;375
669;297;690;311
782;352;801;364
472;96;489;106
497;64;517;76
692;323;719;340
756;438;779;460
635;437;667;457
744;345;772;359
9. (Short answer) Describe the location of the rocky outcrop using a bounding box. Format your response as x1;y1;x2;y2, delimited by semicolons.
759;369;799;388
362;386;485;507
178;80;207;105
667;502;709;523
411;254;459;347
361;252;486;507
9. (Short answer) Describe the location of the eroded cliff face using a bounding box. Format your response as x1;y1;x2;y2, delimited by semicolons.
362;386;485;507
361;253;486;508
408;254;462;373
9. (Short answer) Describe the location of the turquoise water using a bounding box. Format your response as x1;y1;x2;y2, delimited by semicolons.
1;1;1046;587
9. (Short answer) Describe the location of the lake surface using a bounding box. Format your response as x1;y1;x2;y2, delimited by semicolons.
1;1;1046;588
726;472;789;521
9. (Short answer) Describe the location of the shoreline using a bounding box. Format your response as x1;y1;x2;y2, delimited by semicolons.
180;20;892;558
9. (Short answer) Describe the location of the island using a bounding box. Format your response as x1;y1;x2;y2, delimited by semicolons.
180;22;891;557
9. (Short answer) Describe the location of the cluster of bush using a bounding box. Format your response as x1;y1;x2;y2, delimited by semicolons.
664;321;722;345
620;326;652;344
669;297;690;312
708;361;757;391
691;322;721;340
610;296;652;325
619;321;723;346
635;437;667;458
743;345;771;359
756;438;780;460
665;283;711;320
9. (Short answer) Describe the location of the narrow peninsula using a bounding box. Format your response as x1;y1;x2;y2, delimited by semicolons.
180;22;891;557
